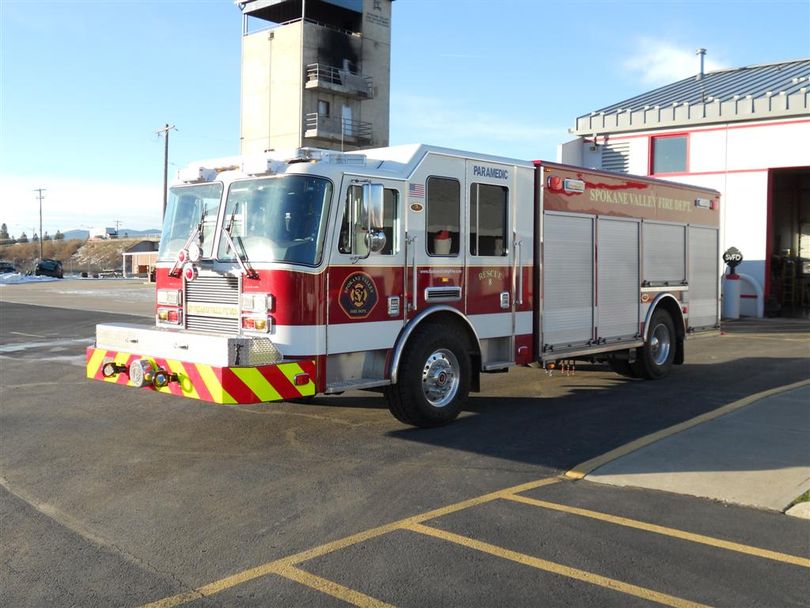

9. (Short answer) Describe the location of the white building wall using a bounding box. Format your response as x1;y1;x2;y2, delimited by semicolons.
570;118;810;314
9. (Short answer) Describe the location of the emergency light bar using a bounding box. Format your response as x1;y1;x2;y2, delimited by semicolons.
286;148;367;166
178;166;218;183
242;156;285;176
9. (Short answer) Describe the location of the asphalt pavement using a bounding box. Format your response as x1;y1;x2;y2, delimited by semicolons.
3;278;809;517
1;278;809;606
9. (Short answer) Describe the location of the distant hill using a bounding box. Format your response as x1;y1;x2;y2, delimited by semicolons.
62;228;161;240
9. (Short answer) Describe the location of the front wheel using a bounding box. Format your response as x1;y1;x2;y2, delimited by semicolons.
384;325;471;427
634;309;676;379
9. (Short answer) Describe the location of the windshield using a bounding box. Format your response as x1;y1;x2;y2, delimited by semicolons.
218;175;332;266
158;183;223;262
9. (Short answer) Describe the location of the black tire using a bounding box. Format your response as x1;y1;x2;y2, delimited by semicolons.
634;309;676;379
384;324;470;427
607;355;639;378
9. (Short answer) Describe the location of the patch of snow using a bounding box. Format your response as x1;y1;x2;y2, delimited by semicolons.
0;273;60;285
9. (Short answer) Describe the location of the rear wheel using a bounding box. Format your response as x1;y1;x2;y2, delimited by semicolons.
385;325;470;427
634;309;676;379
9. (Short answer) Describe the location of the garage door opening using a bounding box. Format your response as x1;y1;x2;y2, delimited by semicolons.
767;167;810;317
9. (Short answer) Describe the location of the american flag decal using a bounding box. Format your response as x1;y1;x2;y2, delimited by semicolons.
409;182;425;198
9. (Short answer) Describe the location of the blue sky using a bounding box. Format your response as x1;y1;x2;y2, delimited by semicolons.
1;0;808;235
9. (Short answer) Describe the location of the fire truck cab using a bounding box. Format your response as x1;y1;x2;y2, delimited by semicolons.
87;144;721;427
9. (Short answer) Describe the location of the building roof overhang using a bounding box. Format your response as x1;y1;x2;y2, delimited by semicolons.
572;59;810;136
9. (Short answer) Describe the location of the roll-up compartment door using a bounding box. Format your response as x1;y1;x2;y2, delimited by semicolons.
542;213;594;348
688;226;720;329
597;218;640;341
643;222;686;284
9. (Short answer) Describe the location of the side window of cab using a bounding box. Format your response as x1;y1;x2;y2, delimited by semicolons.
338;186;399;256
426;177;460;256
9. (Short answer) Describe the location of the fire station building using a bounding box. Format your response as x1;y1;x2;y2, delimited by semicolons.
560;58;810;317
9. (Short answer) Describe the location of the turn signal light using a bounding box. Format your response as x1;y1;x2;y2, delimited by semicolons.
241;316;270;332
157;308;182;324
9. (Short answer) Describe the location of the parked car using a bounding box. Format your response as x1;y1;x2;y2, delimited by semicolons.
0;261;16;274
35;258;63;278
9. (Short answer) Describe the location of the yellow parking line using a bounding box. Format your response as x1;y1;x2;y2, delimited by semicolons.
276;565;395;608
274;477;561;568
405;522;709;608
504;494;810;568
140;477;561;607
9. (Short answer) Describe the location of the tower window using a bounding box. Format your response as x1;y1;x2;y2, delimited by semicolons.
318;100;330;117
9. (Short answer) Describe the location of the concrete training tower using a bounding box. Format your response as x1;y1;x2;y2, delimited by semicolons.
236;0;393;154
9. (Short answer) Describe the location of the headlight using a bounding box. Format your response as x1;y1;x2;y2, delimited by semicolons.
242;293;273;313
157;289;182;306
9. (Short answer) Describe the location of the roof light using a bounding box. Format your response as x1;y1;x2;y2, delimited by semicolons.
178;166;216;183
243;156;284;176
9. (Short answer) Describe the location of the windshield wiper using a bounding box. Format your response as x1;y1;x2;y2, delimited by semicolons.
169;208;207;278
222;206;258;279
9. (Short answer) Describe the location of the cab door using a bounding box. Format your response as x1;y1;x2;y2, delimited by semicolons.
464;159;516;366
325;176;406;387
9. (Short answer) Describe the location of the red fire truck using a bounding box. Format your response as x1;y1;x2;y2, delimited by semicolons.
87;144;721;427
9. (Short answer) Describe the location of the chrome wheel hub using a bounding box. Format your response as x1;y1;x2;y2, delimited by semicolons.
421;349;460;408
650;323;672;366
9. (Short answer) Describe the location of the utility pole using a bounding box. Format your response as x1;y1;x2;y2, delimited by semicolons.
156;124;176;218
299;0;306;148
33;188;46;260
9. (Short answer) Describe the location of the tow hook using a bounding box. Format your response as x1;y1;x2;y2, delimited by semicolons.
152;368;178;388
101;360;128;378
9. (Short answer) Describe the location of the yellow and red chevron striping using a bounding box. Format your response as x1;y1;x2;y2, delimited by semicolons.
86;347;316;404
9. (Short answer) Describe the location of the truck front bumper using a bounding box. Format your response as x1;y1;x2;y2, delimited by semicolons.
86;346;316;404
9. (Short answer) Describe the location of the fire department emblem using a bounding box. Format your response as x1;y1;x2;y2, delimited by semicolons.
339;272;379;319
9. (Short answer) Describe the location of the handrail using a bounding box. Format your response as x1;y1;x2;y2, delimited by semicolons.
305;63;373;97
305;113;373;143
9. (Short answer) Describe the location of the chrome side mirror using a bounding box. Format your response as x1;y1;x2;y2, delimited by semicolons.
366;230;387;254
362;183;384;232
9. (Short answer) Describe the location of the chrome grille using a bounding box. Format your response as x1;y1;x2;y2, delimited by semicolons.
186;275;240;303
185;273;241;334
